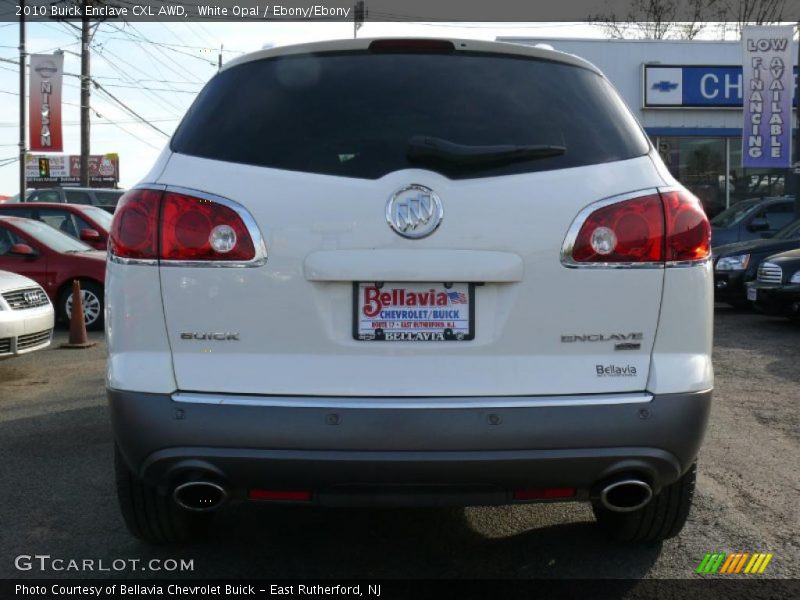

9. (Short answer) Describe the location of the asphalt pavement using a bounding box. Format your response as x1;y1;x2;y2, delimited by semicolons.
0;310;797;580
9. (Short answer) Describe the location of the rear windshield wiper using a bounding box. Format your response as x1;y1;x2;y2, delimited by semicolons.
407;135;566;167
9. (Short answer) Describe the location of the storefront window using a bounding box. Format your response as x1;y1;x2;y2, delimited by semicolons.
657;137;726;217
728;138;787;205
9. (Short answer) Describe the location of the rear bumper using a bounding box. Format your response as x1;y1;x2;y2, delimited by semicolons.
109;389;711;506
713;270;750;301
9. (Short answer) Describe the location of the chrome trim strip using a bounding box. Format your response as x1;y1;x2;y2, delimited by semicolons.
560;188;664;270
109;256;159;266
172;391;654;409
665;257;712;269
107;184;268;268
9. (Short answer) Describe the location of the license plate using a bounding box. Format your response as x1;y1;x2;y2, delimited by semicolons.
354;282;474;341
747;287;757;302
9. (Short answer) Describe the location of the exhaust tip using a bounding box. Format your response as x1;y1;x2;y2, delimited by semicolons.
173;481;228;512
600;479;653;513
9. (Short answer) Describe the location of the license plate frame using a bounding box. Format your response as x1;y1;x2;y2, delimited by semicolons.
353;282;475;342
747;287;757;302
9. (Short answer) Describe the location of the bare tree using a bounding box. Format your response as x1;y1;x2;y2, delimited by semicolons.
591;0;715;39
720;0;787;37
591;0;792;42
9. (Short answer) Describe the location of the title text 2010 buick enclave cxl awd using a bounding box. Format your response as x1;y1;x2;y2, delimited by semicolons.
107;38;713;544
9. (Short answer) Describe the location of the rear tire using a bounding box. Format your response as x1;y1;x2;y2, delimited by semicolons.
592;463;696;543
114;445;211;544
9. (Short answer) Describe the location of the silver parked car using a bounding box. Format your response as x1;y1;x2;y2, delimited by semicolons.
0;270;54;359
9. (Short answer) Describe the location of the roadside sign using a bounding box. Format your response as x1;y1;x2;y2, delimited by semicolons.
24;154;120;188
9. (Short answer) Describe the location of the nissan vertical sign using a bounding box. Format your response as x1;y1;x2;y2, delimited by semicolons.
741;26;794;168
28;53;64;153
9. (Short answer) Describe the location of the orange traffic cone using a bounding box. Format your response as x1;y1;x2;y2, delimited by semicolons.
60;280;97;349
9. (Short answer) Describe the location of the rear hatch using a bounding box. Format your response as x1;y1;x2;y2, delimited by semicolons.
154;40;665;397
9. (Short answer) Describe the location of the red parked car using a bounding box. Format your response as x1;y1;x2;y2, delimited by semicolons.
0;202;112;251
0;216;106;329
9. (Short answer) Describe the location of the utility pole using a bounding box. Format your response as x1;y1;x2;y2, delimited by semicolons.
79;5;91;187
354;1;365;39
19;0;26;201
218;43;223;71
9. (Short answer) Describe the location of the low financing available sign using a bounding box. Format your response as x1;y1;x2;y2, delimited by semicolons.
741;25;794;168
28;53;64;153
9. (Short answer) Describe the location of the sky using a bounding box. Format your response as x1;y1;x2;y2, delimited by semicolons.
0;20;615;196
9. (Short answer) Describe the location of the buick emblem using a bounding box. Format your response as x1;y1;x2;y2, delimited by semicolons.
386;184;443;239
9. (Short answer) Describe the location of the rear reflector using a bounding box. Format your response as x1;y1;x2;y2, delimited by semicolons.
567;188;710;266
109;188;258;262
513;488;576;501
248;489;312;502
368;39;455;53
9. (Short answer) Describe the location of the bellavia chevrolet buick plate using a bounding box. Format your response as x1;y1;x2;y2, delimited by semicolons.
106;38;713;544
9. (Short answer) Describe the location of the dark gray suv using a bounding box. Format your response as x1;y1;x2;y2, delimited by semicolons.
25;187;124;214
711;196;795;247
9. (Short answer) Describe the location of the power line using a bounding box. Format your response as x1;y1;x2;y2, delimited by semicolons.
110;20;208;83
91;45;190;115
92;74;203;87
36;16;197;115
90;107;164;150
99;34;244;55
91;80;170;136
97;82;199;94
0;87;85;109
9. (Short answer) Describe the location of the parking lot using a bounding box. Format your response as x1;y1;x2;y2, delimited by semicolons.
1;308;797;580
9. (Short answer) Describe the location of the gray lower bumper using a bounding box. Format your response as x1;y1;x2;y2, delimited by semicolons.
109;389;711;505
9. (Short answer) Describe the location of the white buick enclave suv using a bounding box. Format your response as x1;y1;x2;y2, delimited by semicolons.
107;38;713;544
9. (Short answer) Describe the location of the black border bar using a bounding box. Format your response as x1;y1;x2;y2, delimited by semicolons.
4;0;800;23
4;579;800;600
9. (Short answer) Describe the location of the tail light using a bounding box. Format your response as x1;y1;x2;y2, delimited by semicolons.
660;190;712;262
368;39;455;53
110;187;263;264
109;189;160;260
160;191;255;261
564;188;710;267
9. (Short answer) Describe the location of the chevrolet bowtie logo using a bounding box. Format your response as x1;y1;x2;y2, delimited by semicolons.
652;80;679;92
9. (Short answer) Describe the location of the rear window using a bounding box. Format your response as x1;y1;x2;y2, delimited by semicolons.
28;190;62;203
171;51;649;179
12;218;92;253
93;190;124;206
80;205;113;230
711;199;762;227
65;190;92;205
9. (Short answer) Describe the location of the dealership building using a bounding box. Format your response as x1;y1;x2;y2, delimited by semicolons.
500;37;799;216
